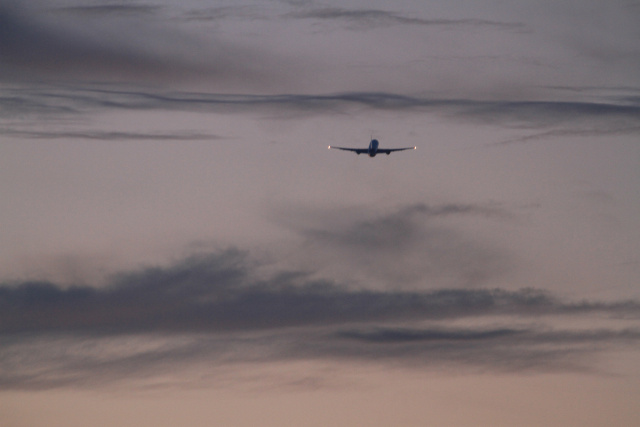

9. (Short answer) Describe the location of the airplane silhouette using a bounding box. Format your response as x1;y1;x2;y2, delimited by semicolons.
329;139;416;157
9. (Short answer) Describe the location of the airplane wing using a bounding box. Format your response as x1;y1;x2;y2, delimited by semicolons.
328;146;369;154
377;147;417;154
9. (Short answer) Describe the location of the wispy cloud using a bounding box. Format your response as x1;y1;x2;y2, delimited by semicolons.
0;248;541;336
4;86;640;127
182;5;271;22
1;248;639;389
492;126;640;146
0;2;275;87
285;7;525;31
279;203;514;286
1;128;222;141
53;4;161;18
179;4;524;31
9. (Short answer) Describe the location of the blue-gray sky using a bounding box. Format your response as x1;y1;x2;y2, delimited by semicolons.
1;1;640;426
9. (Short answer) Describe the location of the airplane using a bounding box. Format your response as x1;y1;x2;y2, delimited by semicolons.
328;139;416;157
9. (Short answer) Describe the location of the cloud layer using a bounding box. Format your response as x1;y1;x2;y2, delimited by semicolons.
2;247;639;389
0;1;276;88
2;0;639;141
281;203;514;287
285;6;525;31
4;86;640;131
2;0;640;395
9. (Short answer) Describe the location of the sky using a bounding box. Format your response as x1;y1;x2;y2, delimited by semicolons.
1;0;640;426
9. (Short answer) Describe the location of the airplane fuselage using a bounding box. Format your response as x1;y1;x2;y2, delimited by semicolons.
368;139;379;157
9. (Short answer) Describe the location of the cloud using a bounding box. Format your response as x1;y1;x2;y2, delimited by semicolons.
1;128;222;141
182;5;271;22
53;4;161;18
0;249;547;336
0;1;276;87
280;203;514;287
491;126;640;146
320;326;640;373
284;6;525;31
4;248;638;336
336;326;640;346
4;86;640;128
1;248;639;389
337;327;523;343
457;98;640;128
179;4;524;31
294;202;508;247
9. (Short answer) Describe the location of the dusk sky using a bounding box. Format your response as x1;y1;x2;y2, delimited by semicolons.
1;0;640;426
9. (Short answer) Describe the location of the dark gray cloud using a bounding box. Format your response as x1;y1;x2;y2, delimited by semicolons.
315;326;640;373
179;4;524;31
283;203;514;286
53;4;161;18
1;128;222;141
337;326;640;346
183;5;271;22
2;249;638;335
458;98;640;128
4;86;640;128
337;327;524;343
0;2;166;81
285;7;525;31
0;2;274;87
1;248;639;389
492;125;640;146
0;249;560;336
296;202;510;248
